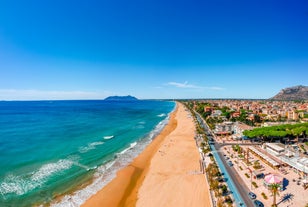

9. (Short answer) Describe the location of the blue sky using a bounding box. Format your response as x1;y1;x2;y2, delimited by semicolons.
0;0;307;100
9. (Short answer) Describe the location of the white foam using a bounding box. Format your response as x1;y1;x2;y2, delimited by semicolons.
52;115;171;207
79;141;104;153
157;113;166;117
118;142;138;155
103;135;114;140
0;159;73;197
130;142;137;148
31;159;73;182
51;141;149;207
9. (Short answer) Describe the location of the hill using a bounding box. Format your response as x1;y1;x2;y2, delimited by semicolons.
270;85;308;100
104;95;139;101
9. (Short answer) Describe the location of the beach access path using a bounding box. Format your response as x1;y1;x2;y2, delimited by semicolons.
82;102;211;207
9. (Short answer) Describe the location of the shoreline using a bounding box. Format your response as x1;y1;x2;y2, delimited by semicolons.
82;102;211;207
81;103;178;207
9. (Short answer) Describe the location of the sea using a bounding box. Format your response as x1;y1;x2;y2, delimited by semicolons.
0;100;175;207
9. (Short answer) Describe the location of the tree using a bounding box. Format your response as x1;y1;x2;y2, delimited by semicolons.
254;114;262;123
269;183;280;207
253;160;262;169
216;198;224;207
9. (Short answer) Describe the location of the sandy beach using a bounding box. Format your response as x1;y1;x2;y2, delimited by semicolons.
82;102;211;207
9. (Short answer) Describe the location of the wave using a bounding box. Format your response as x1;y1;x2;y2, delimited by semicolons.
79;141;104;154
157;113;166;117
51;114;171;207
0;159;73;197
118;142;138;155
103;135;114;140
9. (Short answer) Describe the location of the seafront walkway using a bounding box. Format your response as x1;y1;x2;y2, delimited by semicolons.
194;112;252;207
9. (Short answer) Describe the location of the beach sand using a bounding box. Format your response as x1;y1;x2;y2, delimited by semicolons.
82;102;211;207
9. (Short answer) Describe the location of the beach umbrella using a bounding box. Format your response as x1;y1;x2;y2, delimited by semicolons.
264;174;283;184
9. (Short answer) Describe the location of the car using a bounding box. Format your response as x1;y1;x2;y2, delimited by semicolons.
253;200;264;207
248;191;256;199
227;161;233;166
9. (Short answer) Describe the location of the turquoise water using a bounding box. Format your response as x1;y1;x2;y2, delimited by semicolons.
0;100;175;206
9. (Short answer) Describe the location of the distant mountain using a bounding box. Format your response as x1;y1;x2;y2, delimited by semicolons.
104;95;139;101
270;85;308;100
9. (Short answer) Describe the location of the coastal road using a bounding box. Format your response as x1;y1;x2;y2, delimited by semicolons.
193;111;255;207
215;143;255;207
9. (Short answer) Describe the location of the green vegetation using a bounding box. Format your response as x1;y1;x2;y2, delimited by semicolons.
252;181;258;188
269;183;280;207
206;163;223;197
253;160;262;170
261;192;268;200
245;173;250;178
243;122;308;142
192;101;259;128
195;102;212;119
221;184;228;195
224;196;233;204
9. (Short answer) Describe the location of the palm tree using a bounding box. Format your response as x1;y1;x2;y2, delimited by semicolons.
269;183;280;207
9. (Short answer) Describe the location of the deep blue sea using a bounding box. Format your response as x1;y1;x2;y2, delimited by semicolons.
0;100;175;207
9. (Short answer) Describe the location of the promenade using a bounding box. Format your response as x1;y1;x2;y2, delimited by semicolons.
195;110;308;207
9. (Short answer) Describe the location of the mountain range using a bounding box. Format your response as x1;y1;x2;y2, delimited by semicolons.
270;85;308;100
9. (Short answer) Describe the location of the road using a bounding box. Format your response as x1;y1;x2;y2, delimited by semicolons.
215;142;255;207
194;111;255;207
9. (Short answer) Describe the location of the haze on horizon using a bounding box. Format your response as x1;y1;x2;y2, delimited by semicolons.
0;0;307;100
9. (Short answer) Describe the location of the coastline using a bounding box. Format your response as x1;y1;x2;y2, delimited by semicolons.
81;103;178;207
82;102;211;207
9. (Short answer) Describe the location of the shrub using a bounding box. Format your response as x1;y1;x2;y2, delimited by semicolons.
252;181;258;188
253;160;262;169
261;192;268;200
221;184;228;194
245;173;250;178
225;196;233;204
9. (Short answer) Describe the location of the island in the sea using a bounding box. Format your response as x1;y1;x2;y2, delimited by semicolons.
104;95;139;101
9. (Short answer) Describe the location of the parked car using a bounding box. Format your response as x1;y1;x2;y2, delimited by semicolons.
253;200;264;207
248;191;256;199
227;161;233;166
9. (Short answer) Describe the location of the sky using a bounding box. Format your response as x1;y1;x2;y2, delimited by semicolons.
0;0;308;100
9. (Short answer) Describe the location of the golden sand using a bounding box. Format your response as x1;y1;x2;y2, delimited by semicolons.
82;102;211;207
